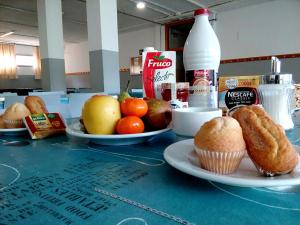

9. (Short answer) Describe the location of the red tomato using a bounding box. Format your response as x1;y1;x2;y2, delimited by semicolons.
121;98;148;117
116;116;145;134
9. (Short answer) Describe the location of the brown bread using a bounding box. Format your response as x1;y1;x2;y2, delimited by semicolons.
232;105;298;175
25;96;48;114
0;114;5;128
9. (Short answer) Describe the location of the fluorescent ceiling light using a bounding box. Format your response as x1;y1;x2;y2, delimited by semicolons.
136;1;146;9
0;31;15;38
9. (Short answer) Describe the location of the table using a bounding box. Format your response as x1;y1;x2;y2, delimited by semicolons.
1;117;300;225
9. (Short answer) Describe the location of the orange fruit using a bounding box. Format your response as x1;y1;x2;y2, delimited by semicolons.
121;98;148;117
116;116;145;134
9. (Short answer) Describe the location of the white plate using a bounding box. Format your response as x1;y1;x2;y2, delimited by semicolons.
66;121;171;145
164;139;300;187
0;127;28;136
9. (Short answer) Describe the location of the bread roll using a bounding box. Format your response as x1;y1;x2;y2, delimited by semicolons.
0;114;5;128
3;103;31;128
25;96;48;114
232;105;298;176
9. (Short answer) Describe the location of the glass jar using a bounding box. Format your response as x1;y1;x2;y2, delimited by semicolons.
258;73;294;130
161;82;189;102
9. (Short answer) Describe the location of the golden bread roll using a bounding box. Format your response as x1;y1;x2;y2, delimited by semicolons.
3;103;31;128
0;114;5;128
232;105;299;176
194;117;246;174
25;96;48;114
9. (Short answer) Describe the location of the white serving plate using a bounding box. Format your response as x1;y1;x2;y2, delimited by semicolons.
0;127;28;136
164;139;300;187
66;121;170;145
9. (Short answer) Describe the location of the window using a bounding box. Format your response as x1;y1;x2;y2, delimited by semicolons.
16;55;34;67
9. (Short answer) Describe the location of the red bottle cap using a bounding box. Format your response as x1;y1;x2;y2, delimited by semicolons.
194;8;210;16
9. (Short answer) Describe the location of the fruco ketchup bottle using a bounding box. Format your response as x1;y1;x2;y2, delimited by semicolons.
183;8;221;108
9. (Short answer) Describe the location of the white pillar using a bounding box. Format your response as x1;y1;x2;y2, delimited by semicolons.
154;25;165;51
86;0;120;94
37;0;66;91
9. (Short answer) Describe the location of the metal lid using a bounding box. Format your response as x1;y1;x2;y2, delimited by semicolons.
260;56;293;84
271;56;281;74
260;73;293;84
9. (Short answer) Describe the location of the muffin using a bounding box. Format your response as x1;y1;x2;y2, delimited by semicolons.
232;105;299;176
0;114;5;128
194;116;246;174
3;103;31;128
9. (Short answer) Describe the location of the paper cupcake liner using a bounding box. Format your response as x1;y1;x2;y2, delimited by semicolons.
3;118;24;128
195;146;245;175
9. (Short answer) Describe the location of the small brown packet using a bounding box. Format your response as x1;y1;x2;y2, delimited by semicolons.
23;113;66;139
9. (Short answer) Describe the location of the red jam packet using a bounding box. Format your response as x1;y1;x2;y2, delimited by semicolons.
23;113;66;139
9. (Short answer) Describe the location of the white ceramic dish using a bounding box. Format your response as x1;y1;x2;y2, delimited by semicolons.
164;139;300;187
0;127;28;136
172;107;222;137
66;121;170;145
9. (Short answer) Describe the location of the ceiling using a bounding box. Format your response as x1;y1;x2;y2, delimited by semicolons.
0;0;274;46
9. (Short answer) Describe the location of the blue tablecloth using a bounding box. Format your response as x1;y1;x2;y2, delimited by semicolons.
1;116;300;225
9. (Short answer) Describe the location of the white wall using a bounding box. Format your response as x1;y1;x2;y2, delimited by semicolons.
216;0;300;60
118;24;165;68
16;42;90;75
16;42;91;75
63;25;165;71
16;26;164;75
15;45;35;76
64;41;90;73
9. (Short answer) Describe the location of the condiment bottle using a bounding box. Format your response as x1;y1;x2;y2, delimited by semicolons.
183;8;221;108
258;57;295;130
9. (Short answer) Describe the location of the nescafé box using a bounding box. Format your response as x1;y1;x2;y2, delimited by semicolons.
218;75;260;115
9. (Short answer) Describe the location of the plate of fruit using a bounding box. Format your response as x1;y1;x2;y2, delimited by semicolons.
66;94;172;145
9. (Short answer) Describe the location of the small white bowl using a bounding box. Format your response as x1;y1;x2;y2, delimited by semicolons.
172;107;222;137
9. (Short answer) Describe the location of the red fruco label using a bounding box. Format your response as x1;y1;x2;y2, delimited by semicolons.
142;51;176;99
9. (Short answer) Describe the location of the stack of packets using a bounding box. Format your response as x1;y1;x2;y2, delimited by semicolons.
218;75;260;115
23;113;66;139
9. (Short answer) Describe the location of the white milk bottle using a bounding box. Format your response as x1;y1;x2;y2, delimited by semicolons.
183;8;221;108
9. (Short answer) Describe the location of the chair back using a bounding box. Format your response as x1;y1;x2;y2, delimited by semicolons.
68;93;104;118
3;96;25;109
0;92;17;97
